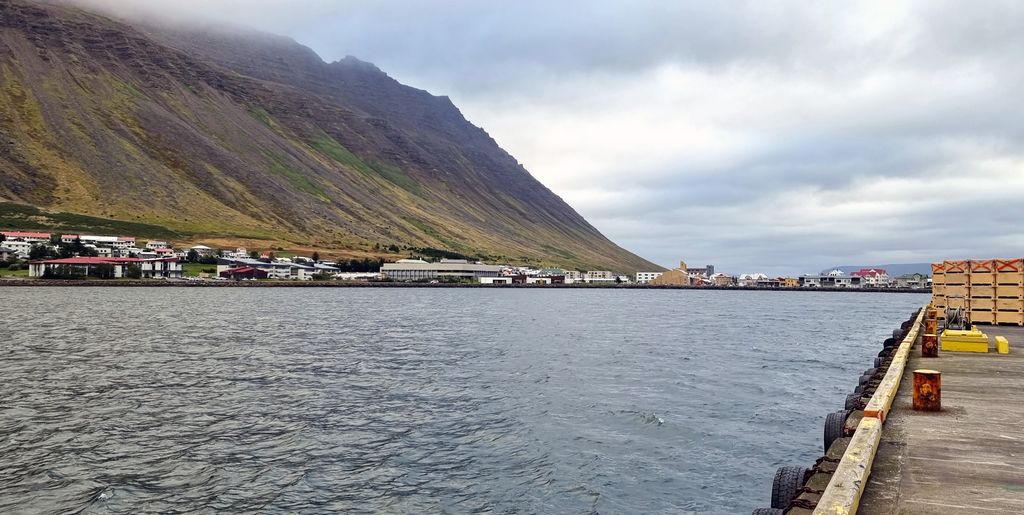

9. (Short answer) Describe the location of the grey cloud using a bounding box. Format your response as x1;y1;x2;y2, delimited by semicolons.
66;0;1024;273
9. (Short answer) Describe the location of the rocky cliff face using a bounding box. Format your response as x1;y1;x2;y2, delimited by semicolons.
0;0;659;271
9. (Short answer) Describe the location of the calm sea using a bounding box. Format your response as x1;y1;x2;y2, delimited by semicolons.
0;287;923;514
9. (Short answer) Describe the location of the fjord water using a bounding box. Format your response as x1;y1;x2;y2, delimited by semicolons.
0;288;922;514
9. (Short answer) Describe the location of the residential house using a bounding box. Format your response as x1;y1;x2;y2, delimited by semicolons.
3;240;34;258
850;268;891;288
893;273;929;289
562;270;583;283
635;271;664;284
738;273;769;287
0;246;15;261
710;273;734;286
585;270;615;283
61;234;135;249
800;269;862;288
1;231;51;243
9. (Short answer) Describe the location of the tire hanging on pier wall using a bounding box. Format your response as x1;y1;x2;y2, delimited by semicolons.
824;410;850;452
771;466;809;509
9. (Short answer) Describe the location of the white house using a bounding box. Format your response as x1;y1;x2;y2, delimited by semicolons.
61;234;135;249
850;268;891;288
585;270;615;283
2;240;35;258
635;271;664;284
190;245;214;256
738;273;769;287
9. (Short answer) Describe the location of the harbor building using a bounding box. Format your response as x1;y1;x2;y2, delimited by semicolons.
380;259;503;282
651;261;690;286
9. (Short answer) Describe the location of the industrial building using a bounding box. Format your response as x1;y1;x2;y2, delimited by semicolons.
380;259;503;281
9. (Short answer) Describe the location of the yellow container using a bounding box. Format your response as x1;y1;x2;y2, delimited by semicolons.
996;336;1010;354
941;328;990;353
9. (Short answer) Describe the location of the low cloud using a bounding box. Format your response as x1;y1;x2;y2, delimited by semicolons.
70;0;1024;273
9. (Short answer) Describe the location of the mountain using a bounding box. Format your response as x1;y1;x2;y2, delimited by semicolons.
829;263;933;277
0;0;659;271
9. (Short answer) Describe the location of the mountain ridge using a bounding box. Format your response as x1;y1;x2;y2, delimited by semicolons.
0;0;660;271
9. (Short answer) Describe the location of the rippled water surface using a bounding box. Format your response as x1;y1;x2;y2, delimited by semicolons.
0;287;923;513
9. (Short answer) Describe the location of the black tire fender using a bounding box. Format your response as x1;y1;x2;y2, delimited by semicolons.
845;392;862;410
824;409;851;452
771;465;808;509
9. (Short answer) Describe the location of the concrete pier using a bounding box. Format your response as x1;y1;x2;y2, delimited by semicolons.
858;325;1024;514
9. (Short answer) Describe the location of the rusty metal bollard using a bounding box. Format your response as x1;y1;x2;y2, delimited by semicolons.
922;333;939;357
925;318;937;335
927;308;937;320
913;369;941;411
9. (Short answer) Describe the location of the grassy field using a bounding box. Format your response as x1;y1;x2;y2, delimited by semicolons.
0;267;30;278
183;263;217;277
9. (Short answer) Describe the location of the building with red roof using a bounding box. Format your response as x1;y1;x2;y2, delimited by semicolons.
850;268;891;287
1;231;51;242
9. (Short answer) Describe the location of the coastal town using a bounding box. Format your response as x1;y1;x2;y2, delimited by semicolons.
0;230;932;289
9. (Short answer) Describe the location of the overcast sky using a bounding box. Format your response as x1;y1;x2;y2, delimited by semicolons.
83;0;1024;274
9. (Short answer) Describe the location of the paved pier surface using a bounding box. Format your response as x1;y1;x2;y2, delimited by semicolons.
859;325;1024;514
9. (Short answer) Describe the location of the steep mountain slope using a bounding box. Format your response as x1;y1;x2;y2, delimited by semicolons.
0;0;659;271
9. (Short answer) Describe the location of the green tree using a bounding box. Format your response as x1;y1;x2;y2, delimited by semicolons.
0;233;5;244
28;244;52;260
186;249;199;263
312;251;321;263
95;263;116;279
124;264;142;279
249;250;260;259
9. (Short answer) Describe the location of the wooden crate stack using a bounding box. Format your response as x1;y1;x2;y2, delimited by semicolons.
932;258;1024;326
968;260;996;324
933;258;1019;325
993;259;1024;325
931;263;946;320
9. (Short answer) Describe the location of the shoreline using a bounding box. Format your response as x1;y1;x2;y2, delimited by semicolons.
0;279;931;292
